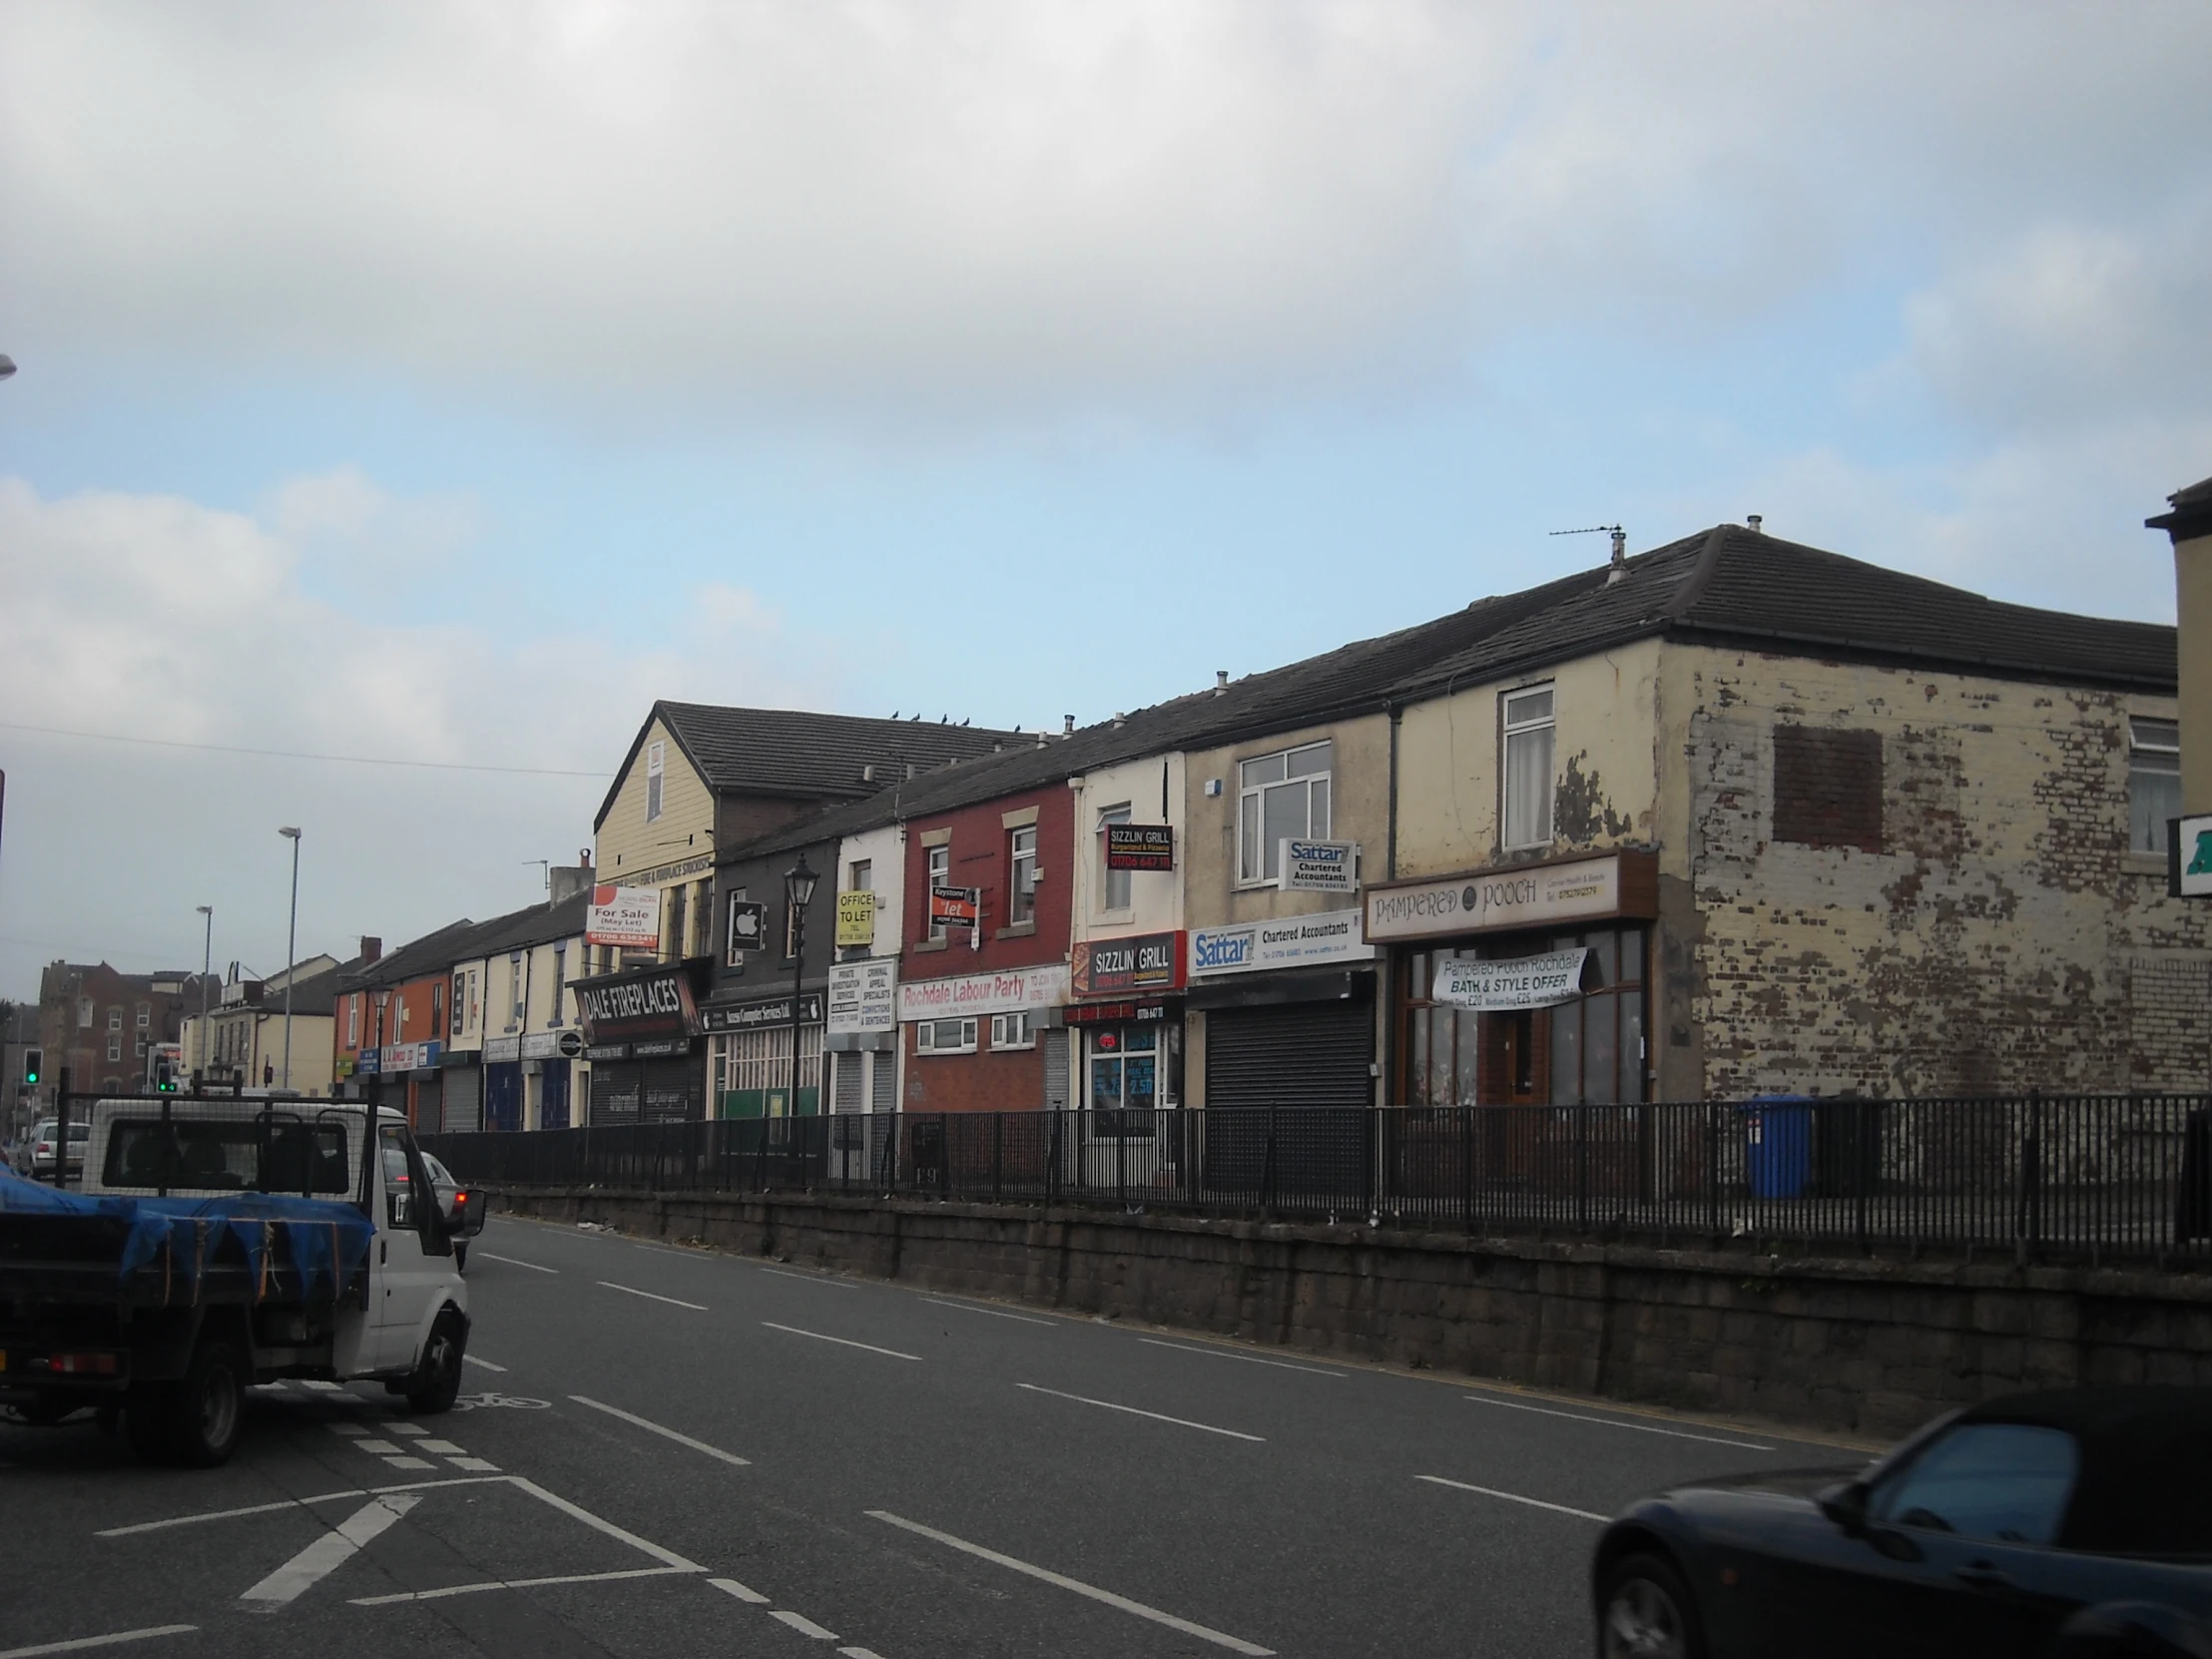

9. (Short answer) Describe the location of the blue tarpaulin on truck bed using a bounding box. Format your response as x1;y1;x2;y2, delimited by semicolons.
0;1168;373;1303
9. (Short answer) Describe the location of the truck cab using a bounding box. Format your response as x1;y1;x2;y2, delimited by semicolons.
0;1097;485;1464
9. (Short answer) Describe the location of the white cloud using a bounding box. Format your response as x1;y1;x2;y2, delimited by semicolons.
9;2;2205;425
0;472;812;997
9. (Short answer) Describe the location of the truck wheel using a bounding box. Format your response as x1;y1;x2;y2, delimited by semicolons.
403;1310;466;1414
167;1340;247;1467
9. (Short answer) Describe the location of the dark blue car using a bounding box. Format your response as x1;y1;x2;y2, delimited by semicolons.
1592;1387;2212;1658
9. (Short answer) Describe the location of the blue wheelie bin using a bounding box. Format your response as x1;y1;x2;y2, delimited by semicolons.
1739;1096;1814;1200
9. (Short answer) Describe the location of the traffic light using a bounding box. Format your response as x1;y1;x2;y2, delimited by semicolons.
21;1047;39;1088
153;1053;178;1093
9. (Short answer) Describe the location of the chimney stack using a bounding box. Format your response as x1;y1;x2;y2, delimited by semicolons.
1606;526;1627;584
1215;670;1229;694
1746;514;1763;534
358;936;382;964
548;863;594;906
1063;714;1075;736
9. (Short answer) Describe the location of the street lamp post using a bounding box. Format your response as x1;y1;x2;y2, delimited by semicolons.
196;905;213;1087
278;828;301;1091
784;856;819;1119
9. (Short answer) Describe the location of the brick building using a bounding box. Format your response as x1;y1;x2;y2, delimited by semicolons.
34;960;218;1104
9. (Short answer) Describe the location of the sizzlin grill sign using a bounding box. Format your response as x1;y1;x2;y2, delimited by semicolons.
578;970;698;1041
1071;931;1185;996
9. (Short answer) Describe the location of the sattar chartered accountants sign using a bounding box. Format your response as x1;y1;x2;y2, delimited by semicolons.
1364;850;1656;942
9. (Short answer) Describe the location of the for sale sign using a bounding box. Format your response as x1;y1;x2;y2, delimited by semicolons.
586;884;661;950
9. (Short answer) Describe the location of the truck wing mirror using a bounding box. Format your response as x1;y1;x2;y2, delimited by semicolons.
454;1189;490;1238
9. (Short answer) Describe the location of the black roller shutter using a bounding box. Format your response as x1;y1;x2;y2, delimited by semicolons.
1203;999;1373;1208
641;1058;700;1122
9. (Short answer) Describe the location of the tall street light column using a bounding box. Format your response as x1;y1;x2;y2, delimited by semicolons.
784;856;819;1119
278;827;301;1092
196;905;213;1085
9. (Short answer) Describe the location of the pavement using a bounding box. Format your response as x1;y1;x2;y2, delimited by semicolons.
0;1214;1881;1659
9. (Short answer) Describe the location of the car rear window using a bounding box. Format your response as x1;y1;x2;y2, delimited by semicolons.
1870;1423;2079;1545
102;1116;353;1195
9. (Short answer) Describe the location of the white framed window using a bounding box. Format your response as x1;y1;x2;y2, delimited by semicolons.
849;858;871;892
346;995;360;1047
1008;826;1038;924
510;954;526;1025
991;1011;1035;1050
645;739;666;823
550;944;567;1025
79;997;93;1029
2129;717;2182;855
915;1017;977;1054
1097;804;1133;911
1501;684;1556;850
1237;741;1333;883
107;1038;121;1062
925;844;951;940
136;1002;150;1029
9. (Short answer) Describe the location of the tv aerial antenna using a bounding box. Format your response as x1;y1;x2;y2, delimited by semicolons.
1549;522;1628;581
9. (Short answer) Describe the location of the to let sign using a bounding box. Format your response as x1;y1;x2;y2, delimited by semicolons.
834;889;875;947
2173;815;2212;899
1104;825;1175;871
930;884;980;929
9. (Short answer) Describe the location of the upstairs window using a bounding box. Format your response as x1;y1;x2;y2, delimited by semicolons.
1774;725;1884;853
509;955;526;1022
2129;717;2182;855
347;995;360;1047
991;1011;1035;1049
136;1002;150;1029
109;1007;122;1032
645;739;666;823
550;944;567;1025
1098;804;1133;911
1238;741;1333;883
1008;826;1038;924
450;973;465;1037
925;844;951;940
1501;686;1555;850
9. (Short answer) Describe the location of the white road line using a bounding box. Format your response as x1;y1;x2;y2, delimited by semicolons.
763;1268;856;1288
923;1298;1054;1326
354;1439;401;1454
504;1476;708;1571
328;1423;368;1437
569;1395;752;1467
382;1456;436;1470
708;1577;769;1604
97;1492;363;1537
446;1456;501;1472
350;1565;698;1605
599;1280;708;1311
239;1493;419;1606
762;1323;921;1362
1014;1382;1264;1442
386;1423;429;1437
1463;1393;1773;1450
837;1649;887;1659
1414;1474;1610;1523
479;1252;558;1274
769;1610;838;1640
464;1354;509;1373
415;1439;463;1454
867;1510;1273;1656
296;1380;345;1392
1138;1339;1345;1377
0;1626;199;1659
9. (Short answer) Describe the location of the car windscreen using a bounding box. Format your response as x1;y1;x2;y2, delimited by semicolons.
101;1115;353;1195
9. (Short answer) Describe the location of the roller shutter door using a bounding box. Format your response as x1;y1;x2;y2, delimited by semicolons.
414;1076;443;1135
1203;1000;1373;1205
1042;1028;1070;1111
442;1066;482;1134
641;1058;700;1122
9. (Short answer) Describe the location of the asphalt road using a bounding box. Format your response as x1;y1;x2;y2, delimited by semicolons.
0;1215;1878;1659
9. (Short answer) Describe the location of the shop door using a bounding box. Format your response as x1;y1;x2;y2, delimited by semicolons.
1488;1010;1547;1106
485;1063;523;1132
540;1060;571;1130
1203;1000;1374;1205
415;1076;444;1135
590;1065;639;1125
442;1066;482;1135
1082;1027;1162;1188
641;1058;699;1121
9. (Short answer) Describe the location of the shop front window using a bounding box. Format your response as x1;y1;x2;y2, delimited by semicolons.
1401;925;1646;1107
1088;1025;1158;1136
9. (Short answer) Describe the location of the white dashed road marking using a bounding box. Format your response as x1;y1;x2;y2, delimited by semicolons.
0;1625;199;1659
569;1395;752;1466
922;1298;1054;1327
761;1323;920;1362
708;1577;770;1604
1414;1474;1609;1522
479;1252;558;1273
1015;1383;1264;1442
769;1610;838;1640
351;1565;698;1605
1461;1391;1774;1450
464;1355;510;1373
1137;1339;1345;1378
599;1281;708;1311
867;1509;1272;1656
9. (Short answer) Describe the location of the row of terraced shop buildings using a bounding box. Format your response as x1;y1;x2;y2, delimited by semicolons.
317;518;2207;1136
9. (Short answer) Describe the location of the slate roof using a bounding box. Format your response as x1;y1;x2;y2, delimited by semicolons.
593;703;1030;830
723;522;2178;864
453;893;591;960
338;919;482;991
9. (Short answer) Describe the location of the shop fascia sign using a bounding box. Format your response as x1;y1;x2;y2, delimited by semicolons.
897;963;1069;1023
1189;908;1373;977
1429;949;1589;1011
1364;852;1646;942
2172;815;2212;899
586;884;662;950
703;993;824;1031
577;968;699;1040
828;960;897;1035
483;1031;585;1063
1071;931;1184;996
1279;839;1359;893
359;1040;441;1075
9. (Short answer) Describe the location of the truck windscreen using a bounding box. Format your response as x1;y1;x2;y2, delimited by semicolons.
101;1116;353;1195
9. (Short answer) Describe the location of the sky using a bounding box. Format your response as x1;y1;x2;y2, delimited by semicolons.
3;1;2209;1003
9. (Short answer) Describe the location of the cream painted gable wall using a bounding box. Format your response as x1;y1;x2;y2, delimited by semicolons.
1072;752;1185;942
1392;637;1663;880
1182;713;1390;929
837;824;905;959
594;716;717;962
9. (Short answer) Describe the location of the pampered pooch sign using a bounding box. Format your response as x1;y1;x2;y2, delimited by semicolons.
1429;949;1589;1011
586;884;662;950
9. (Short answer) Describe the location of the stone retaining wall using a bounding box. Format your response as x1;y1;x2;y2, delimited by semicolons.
488;1185;2212;1438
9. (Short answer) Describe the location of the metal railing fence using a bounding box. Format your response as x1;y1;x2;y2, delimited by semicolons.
421;1094;2212;1265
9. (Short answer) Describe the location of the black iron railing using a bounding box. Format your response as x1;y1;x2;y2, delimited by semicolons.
420;1094;2212;1264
